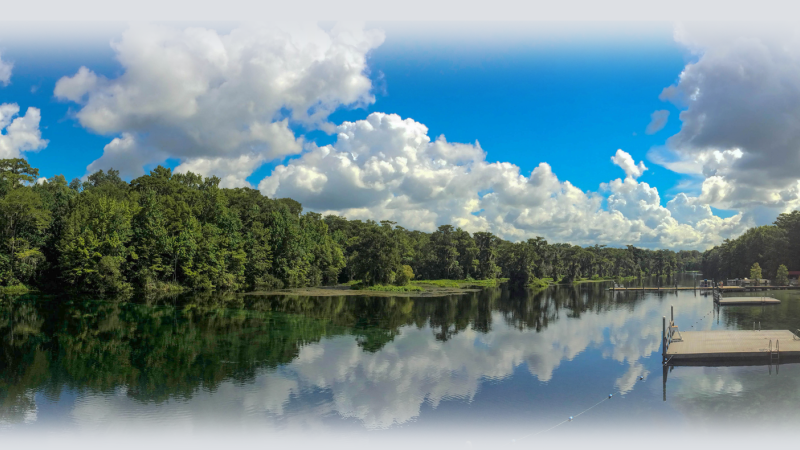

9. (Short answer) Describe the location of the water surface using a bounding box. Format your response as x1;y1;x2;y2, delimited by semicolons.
2;275;800;443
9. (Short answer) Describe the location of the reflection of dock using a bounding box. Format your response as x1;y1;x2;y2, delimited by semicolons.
716;296;780;306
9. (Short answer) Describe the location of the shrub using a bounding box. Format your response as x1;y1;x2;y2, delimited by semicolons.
395;265;415;286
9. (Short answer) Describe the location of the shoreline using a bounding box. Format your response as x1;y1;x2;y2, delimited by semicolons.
245;280;505;298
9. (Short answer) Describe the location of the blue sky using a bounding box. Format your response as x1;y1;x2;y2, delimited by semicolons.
1;21;796;248
4;23;686;193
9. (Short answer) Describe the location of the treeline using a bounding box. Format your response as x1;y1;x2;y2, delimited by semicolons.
702;211;800;281
0;159;700;295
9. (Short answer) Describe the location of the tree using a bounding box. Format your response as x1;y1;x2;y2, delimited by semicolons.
750;262;762;286
395;265;414;286
776;264;789;286
351;221;404;285
473;231;499;280
0;183;51;285
454;228;478;279
129;189;170;288
0;158;39;195
428;225;460;279
57;192;134;294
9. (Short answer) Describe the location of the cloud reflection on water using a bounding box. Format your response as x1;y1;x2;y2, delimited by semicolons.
59;288;718;430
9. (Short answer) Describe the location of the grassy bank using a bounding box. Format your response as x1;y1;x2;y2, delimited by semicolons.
248;278;509;298
539;275;638;286
0;285;33;295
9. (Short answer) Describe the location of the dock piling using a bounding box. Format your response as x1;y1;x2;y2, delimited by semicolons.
662;316;667;362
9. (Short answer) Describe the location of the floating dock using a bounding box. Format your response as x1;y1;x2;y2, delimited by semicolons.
665;330;800;361
662;307;800;363
716;296;780;306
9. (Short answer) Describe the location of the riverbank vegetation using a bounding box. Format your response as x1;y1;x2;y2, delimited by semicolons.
702;211;800;281
0;159;701;296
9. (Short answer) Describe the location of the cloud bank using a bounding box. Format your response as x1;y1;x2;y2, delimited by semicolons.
655;22;800;223
259;112;746;249
55;23;385;185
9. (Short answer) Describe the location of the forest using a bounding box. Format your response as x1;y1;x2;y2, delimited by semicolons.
0;158;701;295
701;211;800;282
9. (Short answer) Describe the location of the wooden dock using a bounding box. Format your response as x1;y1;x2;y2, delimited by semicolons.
665;330;800;361
608;286;791;292
716;296;780;306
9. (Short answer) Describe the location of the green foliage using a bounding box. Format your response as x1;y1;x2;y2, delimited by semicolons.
349;220;406;286
395;265;414;286
529;277;550;289
750;262;762;285
412;279;462;288
776;264;789;286
57;192;134;294
702;223;787;281
473;231;500;280
411;278;504;288
351;283;424;292
0;159;712;296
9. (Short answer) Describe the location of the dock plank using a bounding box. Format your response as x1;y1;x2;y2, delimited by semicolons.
717;297;780;305
666;330;800;360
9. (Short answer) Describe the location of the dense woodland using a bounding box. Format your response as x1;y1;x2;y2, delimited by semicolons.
702;211;800;282
0;159;701;295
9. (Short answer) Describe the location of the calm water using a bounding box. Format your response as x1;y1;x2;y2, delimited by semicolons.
3;274;800;443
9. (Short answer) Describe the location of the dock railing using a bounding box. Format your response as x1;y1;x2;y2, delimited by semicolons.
662;305;682;364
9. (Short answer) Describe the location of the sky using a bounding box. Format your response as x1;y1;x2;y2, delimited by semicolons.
1;20;799;250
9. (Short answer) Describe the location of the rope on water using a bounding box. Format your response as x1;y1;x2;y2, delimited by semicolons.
512;382;640;444
515;307;716;444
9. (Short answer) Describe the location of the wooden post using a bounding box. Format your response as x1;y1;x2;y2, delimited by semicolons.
671;305;674;324
662;316;667;361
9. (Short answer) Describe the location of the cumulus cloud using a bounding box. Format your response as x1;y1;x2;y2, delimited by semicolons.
656;23;800;221
666;193;713;225
0;104;48;158
611;149;647;179
645;109;669;134
55;22;385;181
259;113;746;249
0;53;12;86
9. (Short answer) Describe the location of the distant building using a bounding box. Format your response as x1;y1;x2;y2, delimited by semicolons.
788;271;800;286
740;278;770;286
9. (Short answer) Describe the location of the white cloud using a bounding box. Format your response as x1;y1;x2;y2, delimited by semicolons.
53;66;98;102
666;193;713;225
0;104;48;159
259;112;746;249
657;23;800;222
645;109;669;134
55;22;384;180
0;53;12;86
610;149;647;180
